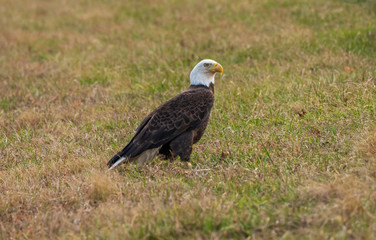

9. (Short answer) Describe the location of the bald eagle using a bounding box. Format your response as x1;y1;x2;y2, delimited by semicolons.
107;59;223;169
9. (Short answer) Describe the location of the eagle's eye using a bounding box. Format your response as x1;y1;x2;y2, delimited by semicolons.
203;63;210;68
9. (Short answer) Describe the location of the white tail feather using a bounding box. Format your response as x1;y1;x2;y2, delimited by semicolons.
108;147;161;170
108;156;126;170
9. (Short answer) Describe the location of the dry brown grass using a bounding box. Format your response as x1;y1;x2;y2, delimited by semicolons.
298;131;376;239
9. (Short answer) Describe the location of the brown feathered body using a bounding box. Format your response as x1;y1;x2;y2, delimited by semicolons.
107;83;214;168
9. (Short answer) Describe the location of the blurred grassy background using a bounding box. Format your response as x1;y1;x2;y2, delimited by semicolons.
1;0;376;239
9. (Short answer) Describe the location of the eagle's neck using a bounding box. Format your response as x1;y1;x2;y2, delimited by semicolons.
190;71;215;87
188;83;214;93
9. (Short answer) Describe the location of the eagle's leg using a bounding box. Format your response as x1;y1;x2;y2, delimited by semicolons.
159;143;174;162
170;131;193;162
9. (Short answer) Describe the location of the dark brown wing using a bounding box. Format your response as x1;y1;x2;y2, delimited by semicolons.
107;87;214;167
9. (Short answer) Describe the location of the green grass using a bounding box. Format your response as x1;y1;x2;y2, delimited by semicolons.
1;0;376;239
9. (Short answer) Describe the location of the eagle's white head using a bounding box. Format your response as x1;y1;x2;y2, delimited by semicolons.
190;59;223;87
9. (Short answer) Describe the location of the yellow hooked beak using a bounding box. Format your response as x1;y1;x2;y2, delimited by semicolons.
209;63;224;75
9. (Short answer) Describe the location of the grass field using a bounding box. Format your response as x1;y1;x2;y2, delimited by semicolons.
1;0;376;239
